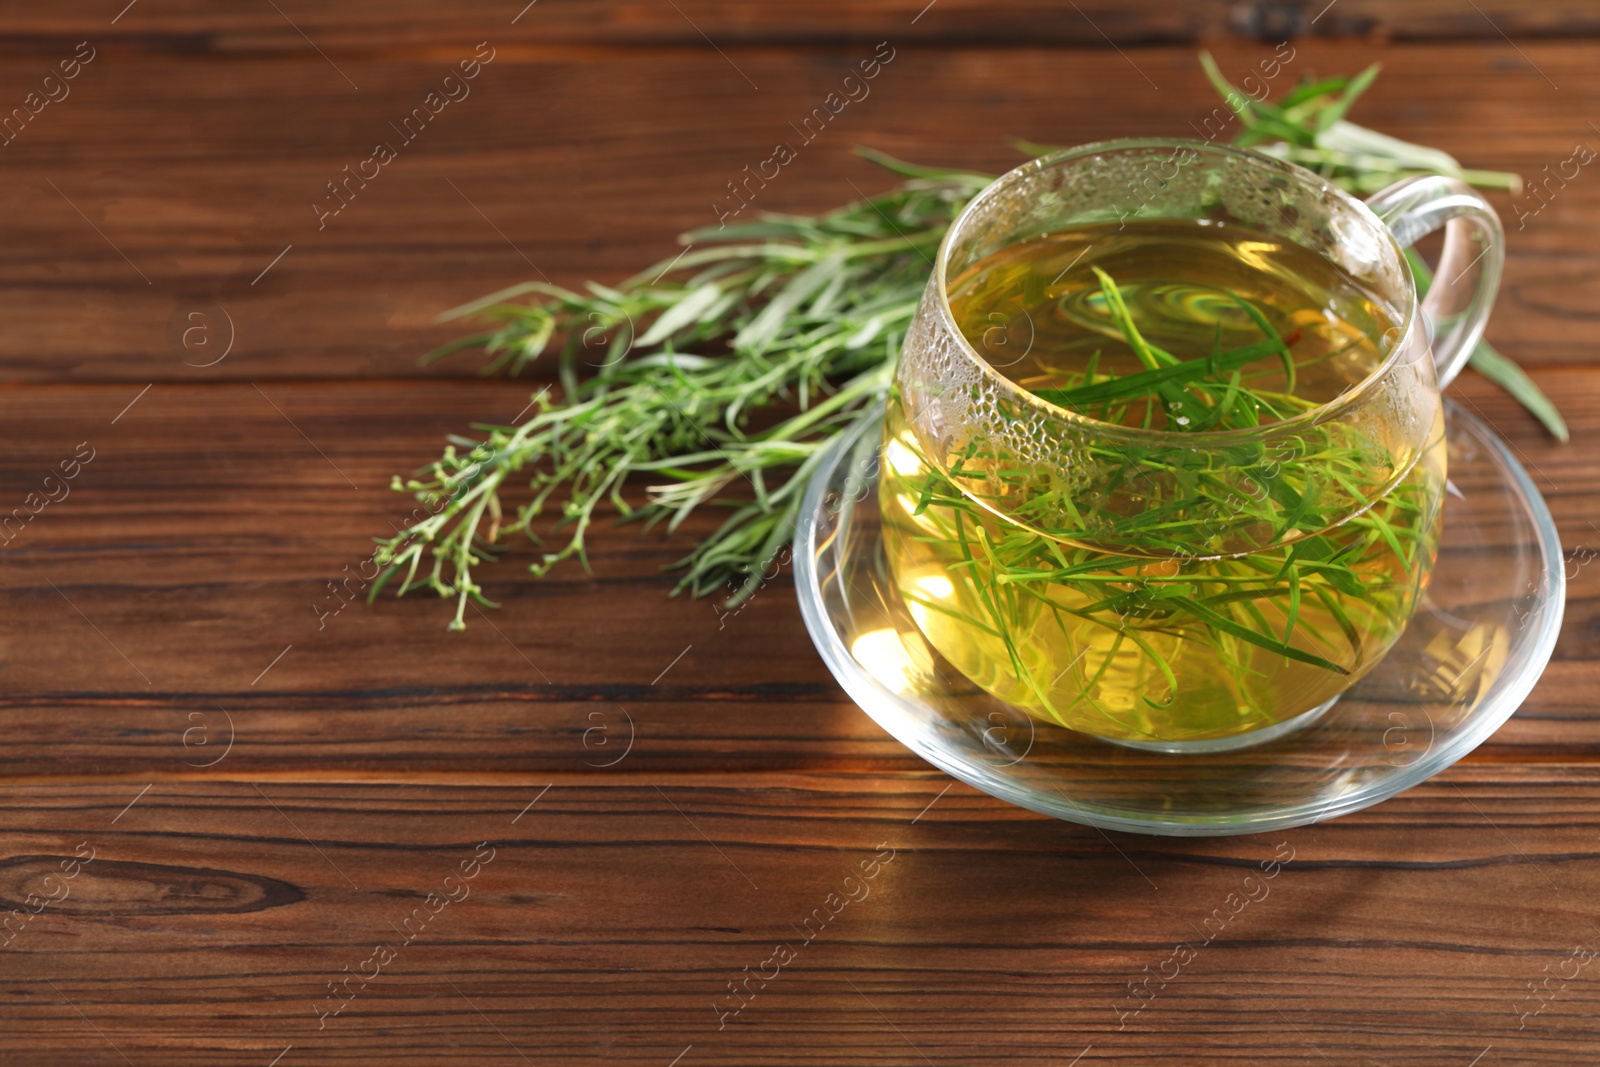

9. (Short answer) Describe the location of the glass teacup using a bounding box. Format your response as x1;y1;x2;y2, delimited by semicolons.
880;139;1503;751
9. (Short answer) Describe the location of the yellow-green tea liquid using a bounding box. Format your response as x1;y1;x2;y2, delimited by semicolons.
881;221;1446;745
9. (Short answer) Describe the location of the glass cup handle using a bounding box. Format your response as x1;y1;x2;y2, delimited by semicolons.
1365;175;1505;389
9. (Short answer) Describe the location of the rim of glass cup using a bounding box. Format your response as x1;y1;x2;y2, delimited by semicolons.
931;137;1423;444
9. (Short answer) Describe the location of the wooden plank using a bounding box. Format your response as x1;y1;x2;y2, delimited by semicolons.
0;15;1592;1065
0;378;906;776
0;42;1592;382
6;1;1600;50
0;367;1587;774
1;772;1598;1064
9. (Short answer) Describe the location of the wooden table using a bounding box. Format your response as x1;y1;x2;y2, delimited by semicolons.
2;3;1597;1063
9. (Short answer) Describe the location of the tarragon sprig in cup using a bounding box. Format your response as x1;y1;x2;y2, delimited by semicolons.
894;268;1430;731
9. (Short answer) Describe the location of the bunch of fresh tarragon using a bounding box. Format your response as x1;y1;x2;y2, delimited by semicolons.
372;54;1559;630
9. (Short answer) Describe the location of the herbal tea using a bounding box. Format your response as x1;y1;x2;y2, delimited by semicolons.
881;219;1447;746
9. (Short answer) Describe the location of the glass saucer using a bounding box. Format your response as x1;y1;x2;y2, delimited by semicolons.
794;400;1565;836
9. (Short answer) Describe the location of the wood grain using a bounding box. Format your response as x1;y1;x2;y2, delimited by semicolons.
5;0;1600;50
0;42;1594;382
3;774;1600;1065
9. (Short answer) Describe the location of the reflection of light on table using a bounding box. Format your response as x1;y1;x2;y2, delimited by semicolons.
851;628;934;694
1418;622;1508;705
